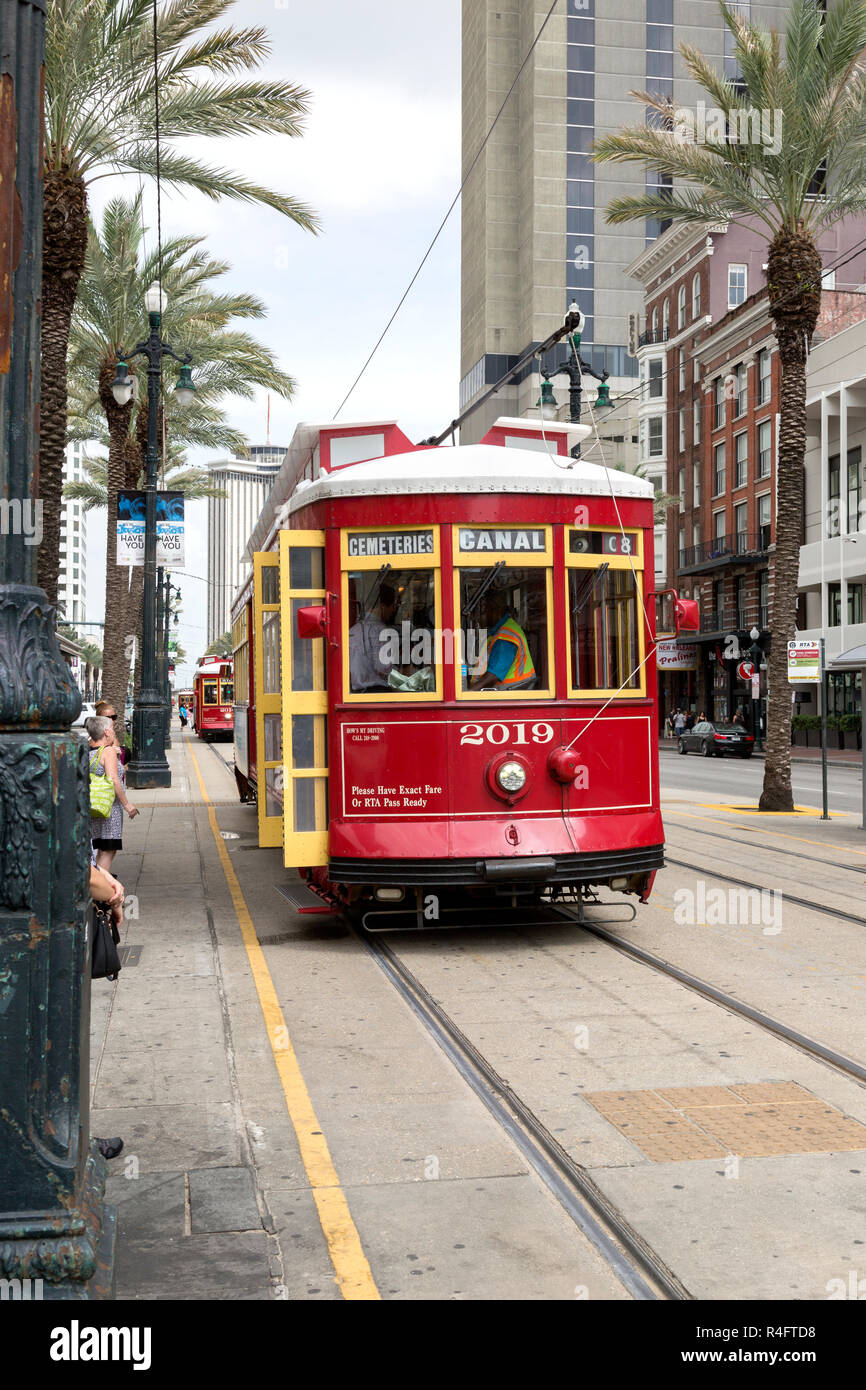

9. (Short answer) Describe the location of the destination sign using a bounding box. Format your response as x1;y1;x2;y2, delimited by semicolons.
458;528;546;552
570;530;638;556
347;531;434;557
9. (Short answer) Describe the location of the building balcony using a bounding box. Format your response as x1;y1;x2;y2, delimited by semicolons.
678;527;771;575
638;328;670;346
698;605;770;637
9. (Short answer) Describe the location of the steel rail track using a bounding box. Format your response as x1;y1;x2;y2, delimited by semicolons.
355;925;692;1303
663;816;866;877
664;855;866;929
562;913;866;1088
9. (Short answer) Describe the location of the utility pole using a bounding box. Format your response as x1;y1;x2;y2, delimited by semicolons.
0;0;114;1294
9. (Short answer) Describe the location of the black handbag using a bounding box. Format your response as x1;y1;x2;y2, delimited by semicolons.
91;904;121;981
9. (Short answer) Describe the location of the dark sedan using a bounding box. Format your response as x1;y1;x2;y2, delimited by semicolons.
678;720;754;758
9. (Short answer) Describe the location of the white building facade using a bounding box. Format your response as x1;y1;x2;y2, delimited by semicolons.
206;447;284;645
59;442;87;627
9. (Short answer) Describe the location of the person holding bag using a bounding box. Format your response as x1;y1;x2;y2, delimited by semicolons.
86;715;138;872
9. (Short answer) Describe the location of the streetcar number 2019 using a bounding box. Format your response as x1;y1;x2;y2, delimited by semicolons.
459;722;554;746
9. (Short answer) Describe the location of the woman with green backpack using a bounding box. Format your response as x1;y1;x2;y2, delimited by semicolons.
86;715;139;872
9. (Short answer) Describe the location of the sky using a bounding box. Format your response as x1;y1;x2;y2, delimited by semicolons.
84;0;461;685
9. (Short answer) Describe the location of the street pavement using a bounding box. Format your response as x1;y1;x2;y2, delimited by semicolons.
88;725;866;1301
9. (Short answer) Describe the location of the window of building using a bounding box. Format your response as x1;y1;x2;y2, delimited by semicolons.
678;466;685;508
693;462;701;506
757;348;771;405
692;273;701;318
648;416;664;456
759;569;769;626
714;377;725;429
678;284;687;330
693;396;701;444
822;268;836;290
678;525;686;563
735;431;748;488
757;493;771;548
728;263;748;308
735;362;748;417
662;298;670;337
714;441;726;495
828;446;862;536
734;575;746;624
829;583;863;626
679;408;686;452
651;306;658;338
735;501;748;551
757;419;771;478
679;348;686;391
714;510;727;540
648;358;664;399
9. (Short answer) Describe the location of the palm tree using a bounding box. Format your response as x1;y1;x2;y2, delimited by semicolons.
593;0;866;811
41;0;318;607
66;194;296;711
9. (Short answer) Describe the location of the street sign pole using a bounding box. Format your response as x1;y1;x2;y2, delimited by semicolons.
820;637;829;822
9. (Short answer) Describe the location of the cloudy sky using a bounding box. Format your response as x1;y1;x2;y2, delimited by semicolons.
86;0;461;683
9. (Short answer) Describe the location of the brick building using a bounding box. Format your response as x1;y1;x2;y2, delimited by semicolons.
627;217;866;729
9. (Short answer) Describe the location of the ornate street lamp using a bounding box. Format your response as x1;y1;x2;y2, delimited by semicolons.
111;283;195;789
0;0;114;1294
748;625;765;751
540;302;614;457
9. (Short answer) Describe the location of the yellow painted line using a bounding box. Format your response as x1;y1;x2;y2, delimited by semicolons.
665;808;866;859
187;745;380;1301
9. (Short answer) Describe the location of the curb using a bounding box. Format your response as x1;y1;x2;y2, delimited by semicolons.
658;742;862;771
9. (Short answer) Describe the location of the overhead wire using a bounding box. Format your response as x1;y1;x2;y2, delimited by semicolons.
331;0;562;420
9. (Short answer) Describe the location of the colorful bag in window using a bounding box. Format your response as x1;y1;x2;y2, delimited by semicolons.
89;750;115;818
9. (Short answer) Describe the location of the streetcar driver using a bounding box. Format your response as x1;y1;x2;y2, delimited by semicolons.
349;584;399;692
469;590;536;691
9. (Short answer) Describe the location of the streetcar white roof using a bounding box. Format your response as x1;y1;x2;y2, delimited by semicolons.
285;443;654;516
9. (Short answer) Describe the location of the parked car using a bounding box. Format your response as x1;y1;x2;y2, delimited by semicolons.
678;720;754;759
71;700;96;729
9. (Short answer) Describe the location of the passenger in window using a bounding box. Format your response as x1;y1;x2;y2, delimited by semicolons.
348;584;399;692
470;591;536;691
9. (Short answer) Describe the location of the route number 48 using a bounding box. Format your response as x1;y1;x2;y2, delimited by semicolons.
459;722;554;746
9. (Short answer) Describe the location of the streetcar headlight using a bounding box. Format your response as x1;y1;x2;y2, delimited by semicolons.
497;760;526;793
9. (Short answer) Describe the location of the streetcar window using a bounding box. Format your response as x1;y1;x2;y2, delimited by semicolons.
202;681;218;705
458;565;549;693
347;569;437;694
220;681;233;704
570;568;640;691
262;612;281;694
261;566;279;605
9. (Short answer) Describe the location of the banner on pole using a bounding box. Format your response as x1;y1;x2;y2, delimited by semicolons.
116;491;185;567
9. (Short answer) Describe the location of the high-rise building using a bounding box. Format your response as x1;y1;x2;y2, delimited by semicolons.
459;0;791;442
207;448;285;644
58;442;87;627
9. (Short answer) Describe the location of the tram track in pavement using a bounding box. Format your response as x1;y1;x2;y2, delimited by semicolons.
662;814;866;878
663;853;866;928
355;923;692;1303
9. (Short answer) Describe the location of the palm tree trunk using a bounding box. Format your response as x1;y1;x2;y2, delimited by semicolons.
39;169;89;607
760;228;822;812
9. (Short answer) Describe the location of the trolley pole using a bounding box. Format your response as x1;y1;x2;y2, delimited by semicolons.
0;0;115;1293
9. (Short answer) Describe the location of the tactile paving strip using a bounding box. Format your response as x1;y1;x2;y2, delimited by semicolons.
584;1081;866;1162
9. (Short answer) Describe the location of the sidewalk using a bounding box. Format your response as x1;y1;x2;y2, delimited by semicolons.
89;730;287;1299
659;737;863;770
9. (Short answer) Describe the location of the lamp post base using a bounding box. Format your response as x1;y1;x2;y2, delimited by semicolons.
126;701;171;789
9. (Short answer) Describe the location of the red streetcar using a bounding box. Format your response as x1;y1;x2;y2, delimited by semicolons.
193;658;234;740
231;416;697;927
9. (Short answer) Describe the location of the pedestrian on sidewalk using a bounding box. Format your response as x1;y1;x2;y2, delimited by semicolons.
96;699;128;766
178;701;188;729
674;709;686;736
86;715;139;872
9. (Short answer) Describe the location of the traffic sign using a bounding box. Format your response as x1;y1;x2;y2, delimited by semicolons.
787;640;821;683
736;660;755;681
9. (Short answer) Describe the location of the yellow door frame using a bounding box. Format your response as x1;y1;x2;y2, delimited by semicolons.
279;529;329;868
253;551;283;847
